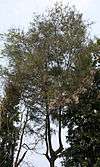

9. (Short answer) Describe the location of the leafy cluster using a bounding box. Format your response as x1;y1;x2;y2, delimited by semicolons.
62;78;100;167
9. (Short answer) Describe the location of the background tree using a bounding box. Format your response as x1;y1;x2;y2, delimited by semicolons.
0;80;21;167
61;58;100;167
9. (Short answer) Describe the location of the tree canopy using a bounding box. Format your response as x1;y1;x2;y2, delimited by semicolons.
0;3;100;167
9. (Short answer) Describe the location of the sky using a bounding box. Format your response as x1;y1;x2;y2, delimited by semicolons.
0;0;100;167
0;0;100;37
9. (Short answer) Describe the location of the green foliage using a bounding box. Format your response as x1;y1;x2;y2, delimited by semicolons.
94;158;100;167
0;81;21;167
0;3;100;167
62;82;100;167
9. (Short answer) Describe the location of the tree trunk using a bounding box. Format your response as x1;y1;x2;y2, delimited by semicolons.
87;158;94;167
50;160;55;167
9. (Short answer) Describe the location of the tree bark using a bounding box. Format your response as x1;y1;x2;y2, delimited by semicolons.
50;160;55;167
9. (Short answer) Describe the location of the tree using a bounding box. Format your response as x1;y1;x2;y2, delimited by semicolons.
61;72;100;167
0;71;37;167
0;80;21;167
1;3;96;167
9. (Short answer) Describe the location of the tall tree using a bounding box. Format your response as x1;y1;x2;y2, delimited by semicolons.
1;3;96;167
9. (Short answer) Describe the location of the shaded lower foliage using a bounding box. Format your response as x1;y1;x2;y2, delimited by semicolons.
62;81;100;167
0;81;20;167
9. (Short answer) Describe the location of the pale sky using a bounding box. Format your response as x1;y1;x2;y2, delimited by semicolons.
0;0;100;37
0;0;100;167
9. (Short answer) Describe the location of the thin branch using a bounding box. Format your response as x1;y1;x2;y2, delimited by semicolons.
17;151;27;167
14;111;28;167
